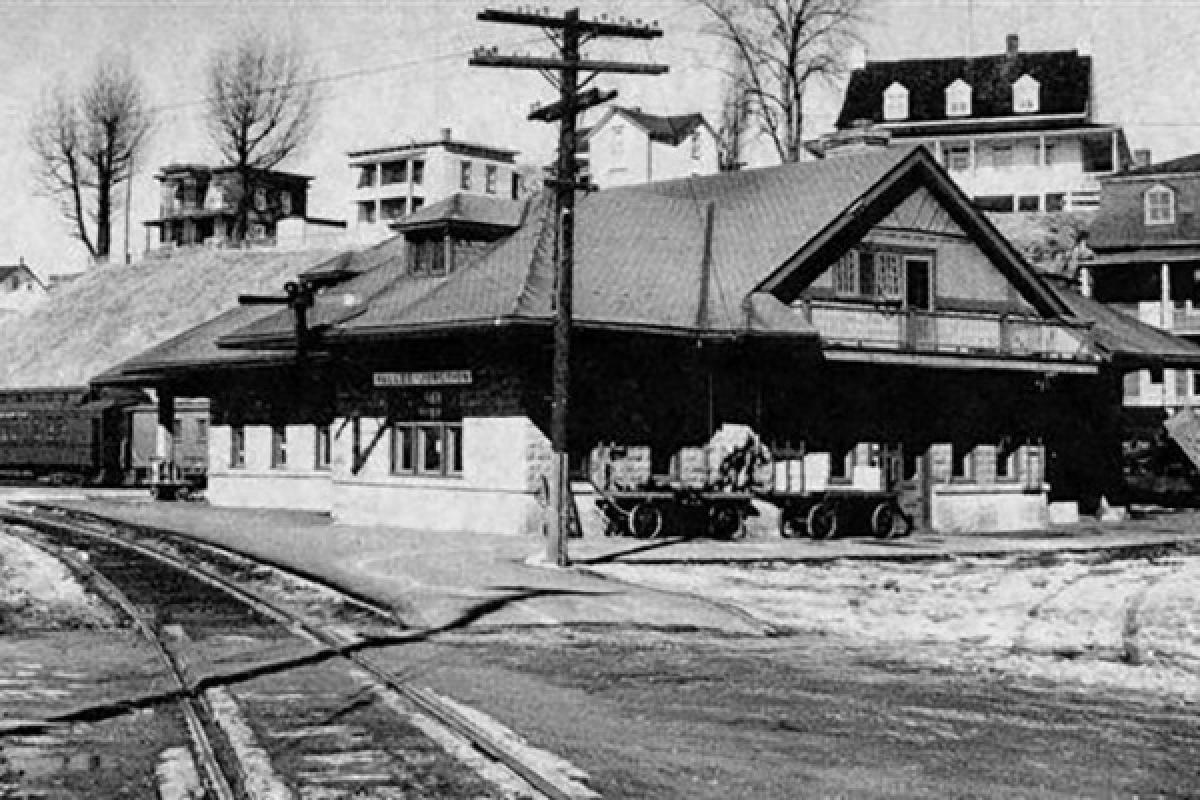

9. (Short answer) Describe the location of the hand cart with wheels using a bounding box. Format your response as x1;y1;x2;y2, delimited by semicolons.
595;485;754;540
764;489;902;540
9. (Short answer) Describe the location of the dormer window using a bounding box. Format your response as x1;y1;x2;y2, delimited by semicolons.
1145;185;1175;225
1013;74;1040;113
883;82;909;121
945;79;972;117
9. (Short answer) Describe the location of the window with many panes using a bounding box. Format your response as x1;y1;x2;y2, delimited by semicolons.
460;161;473;190
1145;185;1175;225
875;253;903;300
315;425;331;471
271;425;287;469
230;425;245;468
391;422;463;476
410;237;446;276
991;144;1012;169
833;251;858;296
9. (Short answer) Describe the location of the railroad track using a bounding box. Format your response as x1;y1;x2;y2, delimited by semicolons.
0;504;598;800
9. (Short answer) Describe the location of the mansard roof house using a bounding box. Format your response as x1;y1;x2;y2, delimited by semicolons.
835;34;1130;214
100;145;1200;534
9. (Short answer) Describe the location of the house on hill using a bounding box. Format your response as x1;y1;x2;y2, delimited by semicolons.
144;164;346;254
100;145;1200;534
1084;151;1200;417
0;259;47;315
834;34;1130;213
348;128;522;244
580;106;719;188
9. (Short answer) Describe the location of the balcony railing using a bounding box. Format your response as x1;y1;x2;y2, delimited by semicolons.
801;300;1091;361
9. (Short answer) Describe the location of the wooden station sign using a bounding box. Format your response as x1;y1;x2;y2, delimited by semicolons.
373;370;473;388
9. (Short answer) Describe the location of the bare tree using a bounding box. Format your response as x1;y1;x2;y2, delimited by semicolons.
205;30;318;241
30;58;151;261
696;0;865;163
717;64;754;171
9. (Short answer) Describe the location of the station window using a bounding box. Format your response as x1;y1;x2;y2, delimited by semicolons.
996;439;1018;481
833;251;859;296
230;425;245;469
315;425;331;471
952;445;973;480
391;421;462;477
271;425;287;469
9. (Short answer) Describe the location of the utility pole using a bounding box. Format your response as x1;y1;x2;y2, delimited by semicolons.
471;7;666;566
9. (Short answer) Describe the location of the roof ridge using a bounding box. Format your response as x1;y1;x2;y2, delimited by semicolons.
513;191;558;317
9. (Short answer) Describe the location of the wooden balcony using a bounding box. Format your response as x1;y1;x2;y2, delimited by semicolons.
800;300;1091;362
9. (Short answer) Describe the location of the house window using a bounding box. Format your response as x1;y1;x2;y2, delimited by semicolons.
253;188;267;212
460;161;473;190
230;425;245;469
196;419;208;444
391;422;462;476
315;425;331;471
410;237;446;276
381;197;407;222
357;202;377;224
485;165;498;194
883;82;909;121
271;425;287;468
411;197;424;212
1018;195;1040;212
411;160;425;185
690;132;702;159
875;252;903;300
381;160;408;185
1043;142;1056;166
833;251;859;296
280;191;292;216
356;164;376;188
1013;74;1040;113
945;79;972;117
1145;185;1175;225
991;144;1012;169
1045;193;1066;212
975;195;1015;213
944;145;970;172
611;124;624;156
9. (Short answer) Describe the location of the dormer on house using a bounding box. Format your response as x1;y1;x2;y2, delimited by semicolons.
835;33;1131;213
389;193;525;278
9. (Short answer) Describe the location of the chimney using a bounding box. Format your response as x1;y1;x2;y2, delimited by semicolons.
1006;33;1019;62
848;43;867;71
440;127;452;142
1134;149;1153;168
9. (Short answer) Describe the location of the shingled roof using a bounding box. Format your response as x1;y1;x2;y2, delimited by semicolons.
837;45;1091;130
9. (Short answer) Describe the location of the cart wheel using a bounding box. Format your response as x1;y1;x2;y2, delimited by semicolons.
709;505;744;540
806;502;838;541
629;502;664;539
870;502;896;539
780;507;805;539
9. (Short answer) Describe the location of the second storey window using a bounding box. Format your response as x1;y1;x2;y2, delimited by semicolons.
833;251;859;296
410;237;446;276
944;145;970;172
356;164;376;188
381;160;408;185
412;160;425;185
1145;185;1175;225
485;165;498;194
460;161;473;190
1013;74;1040;113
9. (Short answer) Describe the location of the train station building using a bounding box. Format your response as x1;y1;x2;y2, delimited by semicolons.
98;145;1200;535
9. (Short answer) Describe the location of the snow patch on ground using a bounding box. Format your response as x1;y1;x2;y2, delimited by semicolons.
0;528;118;630
594;554;1200;702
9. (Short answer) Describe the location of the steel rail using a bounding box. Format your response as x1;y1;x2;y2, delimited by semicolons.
1;523;237;800
1;507;593;800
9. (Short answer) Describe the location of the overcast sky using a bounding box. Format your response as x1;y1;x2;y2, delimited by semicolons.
2;0;1199;274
